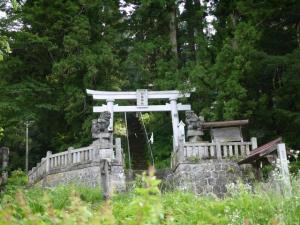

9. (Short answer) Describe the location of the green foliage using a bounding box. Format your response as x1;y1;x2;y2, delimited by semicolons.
140;113;173;168
1;172;300;224
3;170;28;195
261;164;274;180
0;36;11;61
77;185;103;204
0;0;300;171
0;127;3;141
113;168;162;225
290;159;300;176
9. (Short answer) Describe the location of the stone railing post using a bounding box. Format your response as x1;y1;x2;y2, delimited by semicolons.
177;140;185;164
41;157;46;175
36;163;41;178
101;159;111;199
251;137;258;150
28;170;32;184
216;142;222;159
115;138;122;165
178;148;184;163
178;121;186;143
1;147;9;185
29;167;36;184
45;151;52;174
277;143;291;197
67;147;73;165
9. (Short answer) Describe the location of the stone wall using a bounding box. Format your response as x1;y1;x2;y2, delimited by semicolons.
35;161;126;193
171;159;254;197
32;158;254;197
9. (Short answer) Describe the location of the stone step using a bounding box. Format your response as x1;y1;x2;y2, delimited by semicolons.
125;169;173;181
126;114;148;170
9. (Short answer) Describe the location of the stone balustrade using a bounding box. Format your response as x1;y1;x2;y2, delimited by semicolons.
28;138;124;185
171;137;257;169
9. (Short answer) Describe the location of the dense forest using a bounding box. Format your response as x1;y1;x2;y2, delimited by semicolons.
0;0;299;170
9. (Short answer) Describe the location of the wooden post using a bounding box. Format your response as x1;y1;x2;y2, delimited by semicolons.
251;137;257;150
277;143;292;197
216;142;222;159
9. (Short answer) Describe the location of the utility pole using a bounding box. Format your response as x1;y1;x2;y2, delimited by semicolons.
24;121;33;173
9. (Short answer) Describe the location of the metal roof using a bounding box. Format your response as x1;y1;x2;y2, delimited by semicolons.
238;137;282;165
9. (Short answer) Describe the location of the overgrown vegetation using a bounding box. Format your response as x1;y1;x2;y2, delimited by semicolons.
1;170;300;225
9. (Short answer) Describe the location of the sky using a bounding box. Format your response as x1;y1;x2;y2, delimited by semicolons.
0;11;6;19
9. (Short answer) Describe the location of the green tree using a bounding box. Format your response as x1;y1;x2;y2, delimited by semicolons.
208;0;300;147
0;0;125;169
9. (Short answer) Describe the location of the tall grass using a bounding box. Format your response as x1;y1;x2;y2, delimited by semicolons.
0;170;300;224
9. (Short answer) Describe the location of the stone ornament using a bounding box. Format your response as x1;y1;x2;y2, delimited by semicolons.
91;111;111;139
91;111;113;148
185;110;204;142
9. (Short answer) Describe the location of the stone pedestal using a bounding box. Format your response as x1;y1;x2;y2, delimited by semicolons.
187;130;203;142
92;132;113;149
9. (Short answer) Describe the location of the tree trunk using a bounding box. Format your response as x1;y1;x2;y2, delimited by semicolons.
230;12;238;50
297;21;300;48
186;0;196;61
169;2;178;60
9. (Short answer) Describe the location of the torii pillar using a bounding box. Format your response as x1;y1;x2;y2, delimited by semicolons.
106;99;114;131
170;97;179;149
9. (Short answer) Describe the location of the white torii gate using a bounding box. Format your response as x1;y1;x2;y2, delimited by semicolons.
86;89;191;151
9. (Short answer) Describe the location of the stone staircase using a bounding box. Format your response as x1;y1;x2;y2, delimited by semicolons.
125;168;173;191
127;114;148;170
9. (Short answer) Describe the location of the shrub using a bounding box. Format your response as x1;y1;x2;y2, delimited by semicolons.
0;169;300;224
1;169;27;196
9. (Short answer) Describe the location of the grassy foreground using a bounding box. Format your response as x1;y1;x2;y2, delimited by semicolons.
0;170;300;225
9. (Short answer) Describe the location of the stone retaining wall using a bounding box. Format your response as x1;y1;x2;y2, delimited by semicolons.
33;159;254;197
35;161;126;193
171;159;254;197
